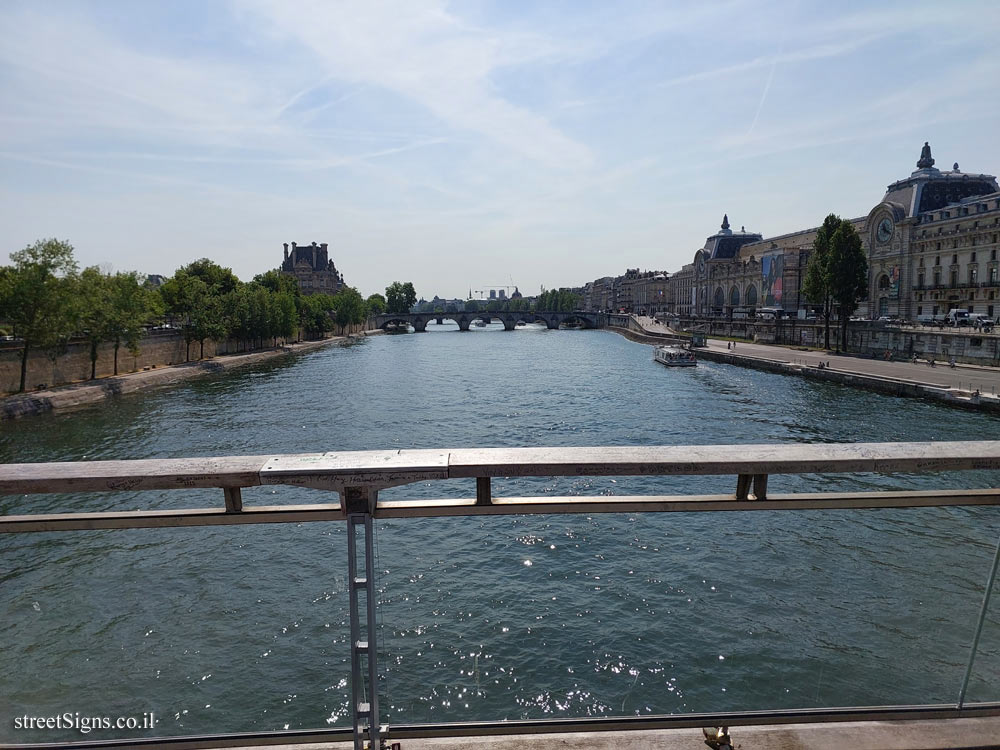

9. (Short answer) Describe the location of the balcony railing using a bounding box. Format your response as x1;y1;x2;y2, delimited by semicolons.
912;281;1000;290
3;442;1000;750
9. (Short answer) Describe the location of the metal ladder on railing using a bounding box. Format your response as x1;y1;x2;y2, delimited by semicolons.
346;487;383;750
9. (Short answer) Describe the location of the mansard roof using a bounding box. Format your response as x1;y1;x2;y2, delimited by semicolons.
882;142;998;218
703;214;762;260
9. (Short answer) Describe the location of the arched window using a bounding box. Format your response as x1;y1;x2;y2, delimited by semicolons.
746;286;758;307
713;287;725;309
878;275;890;291
730;287;740;306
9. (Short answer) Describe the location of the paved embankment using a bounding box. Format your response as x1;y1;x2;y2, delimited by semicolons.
1;332;380;420
614;317;1000;413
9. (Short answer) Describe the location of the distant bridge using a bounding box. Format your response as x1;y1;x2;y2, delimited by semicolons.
373;311;606;332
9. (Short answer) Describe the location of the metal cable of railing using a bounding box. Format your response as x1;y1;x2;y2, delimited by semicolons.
958;531;1000;708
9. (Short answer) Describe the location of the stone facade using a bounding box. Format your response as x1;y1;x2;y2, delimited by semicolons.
683;215;764;317
581;270;669;313
280;241;345;296
664;144;1000;321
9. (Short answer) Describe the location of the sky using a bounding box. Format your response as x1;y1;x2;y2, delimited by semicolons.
2;0;1000;300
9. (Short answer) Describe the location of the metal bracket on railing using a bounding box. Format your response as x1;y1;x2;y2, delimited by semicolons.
476;477;492;506
343;484;384;749
344;486;379;515
223;487;243;513
736;474;768;500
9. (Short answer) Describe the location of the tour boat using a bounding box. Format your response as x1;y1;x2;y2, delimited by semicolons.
654;345;697;367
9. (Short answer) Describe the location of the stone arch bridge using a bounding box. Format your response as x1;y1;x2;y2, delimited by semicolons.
373;311;606;332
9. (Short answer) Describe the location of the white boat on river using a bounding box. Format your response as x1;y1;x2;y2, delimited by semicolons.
654;345;697;367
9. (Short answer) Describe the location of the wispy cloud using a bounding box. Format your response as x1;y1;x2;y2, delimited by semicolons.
1;1;999;294
239;0;594;168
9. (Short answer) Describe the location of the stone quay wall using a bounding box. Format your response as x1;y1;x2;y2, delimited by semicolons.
0;322;372;395
677;317;1000;366
696;348;1000;414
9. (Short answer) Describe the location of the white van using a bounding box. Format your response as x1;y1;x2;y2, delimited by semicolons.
967;313;992;327
945;309;970;326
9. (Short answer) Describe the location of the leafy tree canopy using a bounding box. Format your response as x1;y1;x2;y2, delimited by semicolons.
179;258;241;296
385;281;417;314
0;239;79;391
254;269;300;297
365;293;386;316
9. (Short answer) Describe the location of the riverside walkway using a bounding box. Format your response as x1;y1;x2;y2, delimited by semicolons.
632;316;1000;406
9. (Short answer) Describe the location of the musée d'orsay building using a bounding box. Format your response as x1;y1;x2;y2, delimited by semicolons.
669;143;1000;321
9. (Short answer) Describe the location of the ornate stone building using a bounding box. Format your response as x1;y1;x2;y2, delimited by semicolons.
280;241;345;296
674;215;763;317
665;143;1000;321
867;143;999;321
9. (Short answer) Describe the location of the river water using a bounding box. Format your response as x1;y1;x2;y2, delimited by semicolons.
2;323;999;741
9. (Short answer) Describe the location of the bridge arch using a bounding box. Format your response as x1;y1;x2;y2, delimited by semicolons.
377;316;414;331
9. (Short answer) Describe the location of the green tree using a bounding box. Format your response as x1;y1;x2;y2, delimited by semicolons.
385;281;417;314
272;292;298;343
222;285;253;351
333;287;366;333
106;272;162;375
159;273;210;361
828;221;868;352
534;289;579;312
78;267;113;380
0;239;79;392
365;293;386;316
465;299;480;313
180;258;241;296
300;293;336;339
190;294;226;360
253;269;300;298
802;214;841;350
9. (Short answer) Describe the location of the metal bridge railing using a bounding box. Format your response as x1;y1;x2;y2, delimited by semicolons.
2;441;1000;750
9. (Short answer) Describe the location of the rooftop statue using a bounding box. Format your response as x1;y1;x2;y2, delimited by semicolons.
917;141;935;170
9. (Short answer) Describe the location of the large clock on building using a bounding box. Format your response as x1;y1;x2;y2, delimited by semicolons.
876;216;894;244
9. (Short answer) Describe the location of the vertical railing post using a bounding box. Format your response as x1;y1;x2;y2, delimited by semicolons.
344;486;381;750
957;533;1000;708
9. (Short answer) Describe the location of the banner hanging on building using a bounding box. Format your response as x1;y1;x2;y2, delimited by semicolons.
761;253;783;306
889;266;900;299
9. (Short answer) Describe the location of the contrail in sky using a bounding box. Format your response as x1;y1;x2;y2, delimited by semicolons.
747;4;793;138
746;54;778;137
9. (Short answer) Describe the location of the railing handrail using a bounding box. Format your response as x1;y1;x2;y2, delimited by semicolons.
2;441;1000;534
4;441;1000;495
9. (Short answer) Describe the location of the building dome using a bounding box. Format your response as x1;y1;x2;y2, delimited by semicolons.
703;214;763;260
881;142;997;217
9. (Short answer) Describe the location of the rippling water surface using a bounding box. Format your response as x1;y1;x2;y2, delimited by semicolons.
2;324;999;741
